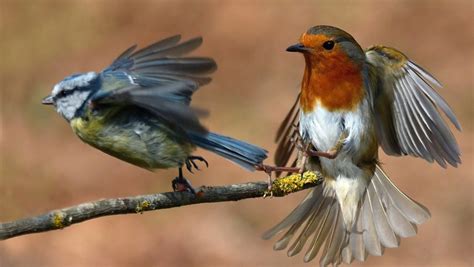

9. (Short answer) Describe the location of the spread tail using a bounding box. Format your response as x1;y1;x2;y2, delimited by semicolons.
263;164;430;266
189;132;267;171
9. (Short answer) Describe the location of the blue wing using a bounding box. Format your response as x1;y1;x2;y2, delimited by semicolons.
92;35;217;133
103;35;216;90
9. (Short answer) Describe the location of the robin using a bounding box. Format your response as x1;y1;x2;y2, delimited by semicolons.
262;25;461;266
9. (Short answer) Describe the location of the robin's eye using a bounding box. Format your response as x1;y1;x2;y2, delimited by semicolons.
322;40;335;50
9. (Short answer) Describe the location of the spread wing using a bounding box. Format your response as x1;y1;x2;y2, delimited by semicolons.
274;94;300;176
365;46;461;167
92;35;217;133
104;35;216;88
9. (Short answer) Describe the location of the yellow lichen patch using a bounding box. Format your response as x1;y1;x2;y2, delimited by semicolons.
268;171;323;196
135;200;151;214
52;212;65;229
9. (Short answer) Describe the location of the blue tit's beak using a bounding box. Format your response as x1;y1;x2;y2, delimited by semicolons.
42;95;54;105
286;43;308;53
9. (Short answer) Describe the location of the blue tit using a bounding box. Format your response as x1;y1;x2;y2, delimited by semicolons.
42;35;268;193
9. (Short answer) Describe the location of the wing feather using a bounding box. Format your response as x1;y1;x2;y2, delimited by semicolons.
103;35;216;94
407;64;461;130
366;46;461;167
396;79;430;157
129;35;182;59
93;82;207;134
274;94;300;176
93;35;217;134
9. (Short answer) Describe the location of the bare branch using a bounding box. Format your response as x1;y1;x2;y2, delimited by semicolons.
0;172;322;240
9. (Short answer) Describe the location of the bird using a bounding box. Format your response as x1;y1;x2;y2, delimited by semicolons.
262;25;461;266
42;35;268;193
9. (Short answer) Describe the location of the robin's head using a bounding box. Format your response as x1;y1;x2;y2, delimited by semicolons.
287;25;365;68
290;26;367;112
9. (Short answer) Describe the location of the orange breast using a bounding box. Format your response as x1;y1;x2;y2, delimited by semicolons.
300;52;364;113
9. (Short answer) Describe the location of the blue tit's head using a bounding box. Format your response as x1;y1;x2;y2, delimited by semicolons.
42;72;100;121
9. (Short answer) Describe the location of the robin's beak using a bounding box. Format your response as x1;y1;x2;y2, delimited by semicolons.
286;43;308;53
42;95;54;105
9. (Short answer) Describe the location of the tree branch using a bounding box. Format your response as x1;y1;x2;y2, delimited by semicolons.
0;172;322;240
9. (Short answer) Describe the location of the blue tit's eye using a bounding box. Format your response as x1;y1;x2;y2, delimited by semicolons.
322;40;335;50
58;91;67;97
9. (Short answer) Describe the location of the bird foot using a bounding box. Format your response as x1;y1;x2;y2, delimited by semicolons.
256;164;302;193
172;168;196;194
185;155;209;173
306;148;338;159
296;142;338;160
172;176;196;194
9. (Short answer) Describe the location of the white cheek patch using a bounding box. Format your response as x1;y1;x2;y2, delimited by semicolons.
56;90;91;121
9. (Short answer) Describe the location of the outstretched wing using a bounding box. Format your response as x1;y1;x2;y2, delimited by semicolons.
93;35;217;133
104;35;217;89
274;94;300;175
365;46;461;168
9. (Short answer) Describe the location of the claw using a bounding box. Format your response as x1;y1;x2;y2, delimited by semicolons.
190;159;199;170
267;173;273;193
185;156;209;173
185;160;194;173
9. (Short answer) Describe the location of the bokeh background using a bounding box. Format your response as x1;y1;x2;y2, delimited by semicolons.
1;0;473;266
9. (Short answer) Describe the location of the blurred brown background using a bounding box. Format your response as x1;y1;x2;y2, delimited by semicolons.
1;0;473;266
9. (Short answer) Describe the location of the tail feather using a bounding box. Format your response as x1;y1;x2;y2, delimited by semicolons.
263;164;430;266
262;185;323;241
319;202;346;266
188;132;267;171
367;177;399;248
373;167;429;238
289;192;332;257
273;188;324;251
342;245;353;264
304;197;341;263
374;166;431;225
347;217;367;262
361;191;384;256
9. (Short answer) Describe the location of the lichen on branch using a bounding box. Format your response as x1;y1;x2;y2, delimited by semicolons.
269;171;323;196
0;171;323;240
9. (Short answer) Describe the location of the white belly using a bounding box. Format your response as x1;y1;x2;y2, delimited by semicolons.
299;102;372;229
299;104;369;178
299;105;343;153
